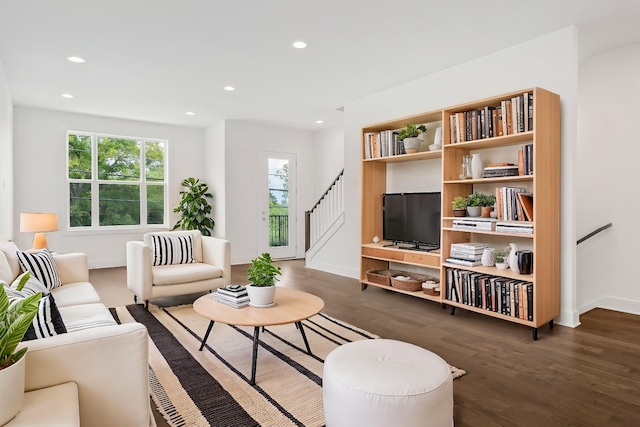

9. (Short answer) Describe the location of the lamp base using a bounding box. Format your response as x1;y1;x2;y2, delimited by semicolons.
32;233;48;250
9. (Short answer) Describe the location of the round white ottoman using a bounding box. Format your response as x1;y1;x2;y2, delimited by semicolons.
323;339;453;427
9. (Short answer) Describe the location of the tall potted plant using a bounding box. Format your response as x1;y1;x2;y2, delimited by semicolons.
172;177;215;236
0;273;41;425
246;253;282;307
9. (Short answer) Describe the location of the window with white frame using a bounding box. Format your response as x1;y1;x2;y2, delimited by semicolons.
67;131;167;228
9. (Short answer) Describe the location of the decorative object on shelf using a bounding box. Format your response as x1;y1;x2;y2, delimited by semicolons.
366;269;402;286
172;177;215;236
507;243;520;274
495;251;508;270
372;236;380;243
465;192;495;218
397;124;427;154
246;252;281;307
452;196;467;217
471;153;483;179
460;155;473;179
0;273;41;425
517;250;533;275
433;127;443;146
481;248;496;267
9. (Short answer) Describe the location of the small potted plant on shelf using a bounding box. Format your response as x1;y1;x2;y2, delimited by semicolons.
465;192;484;217
398;124;427;154
495;251;509;270
480;193;496;218
452;196;467;217
246;252;282;307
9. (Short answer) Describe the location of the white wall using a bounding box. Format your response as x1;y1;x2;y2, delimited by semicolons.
204;121;226;239
577;43;640;315
312;126;344;196
12;107;205;268
311;27;580;327
0;58;13;241
223;120;314;265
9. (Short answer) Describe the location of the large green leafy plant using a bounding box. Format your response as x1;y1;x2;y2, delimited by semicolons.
0;272;40;370
172;177;215;236
247;253;282;287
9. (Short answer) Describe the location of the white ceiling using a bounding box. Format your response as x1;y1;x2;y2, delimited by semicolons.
1;0;639;131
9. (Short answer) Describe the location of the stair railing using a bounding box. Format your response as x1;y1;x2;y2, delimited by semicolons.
577;223;613;245
305;169;344;251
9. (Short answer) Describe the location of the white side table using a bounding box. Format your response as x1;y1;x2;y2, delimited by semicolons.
4;382;79;426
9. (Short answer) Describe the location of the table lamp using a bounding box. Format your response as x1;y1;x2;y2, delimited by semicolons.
20;212;58;250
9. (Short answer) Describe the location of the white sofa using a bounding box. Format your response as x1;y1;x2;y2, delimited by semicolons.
0;241;154;427
126;230;230;308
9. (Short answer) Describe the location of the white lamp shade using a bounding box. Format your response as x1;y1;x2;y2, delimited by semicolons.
20;213;58;232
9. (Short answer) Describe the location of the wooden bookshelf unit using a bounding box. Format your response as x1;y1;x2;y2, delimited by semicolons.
360;88;560;340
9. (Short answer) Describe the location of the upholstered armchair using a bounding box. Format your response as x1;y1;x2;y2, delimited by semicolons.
126;230;230;309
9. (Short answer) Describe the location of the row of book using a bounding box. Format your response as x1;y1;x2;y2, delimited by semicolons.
449;92;533;144
212;284;250;308
495;186;533;223
363;130;406;159
445;268;534;320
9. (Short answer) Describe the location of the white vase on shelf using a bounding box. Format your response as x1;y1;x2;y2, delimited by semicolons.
481;248;496;267
471;153;483;179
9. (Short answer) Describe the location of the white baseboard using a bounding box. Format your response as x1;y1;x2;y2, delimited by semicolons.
304;260;359;280
556;309;581;328
580;296;640;317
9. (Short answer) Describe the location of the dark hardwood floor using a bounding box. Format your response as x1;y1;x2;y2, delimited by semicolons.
92;259;640;427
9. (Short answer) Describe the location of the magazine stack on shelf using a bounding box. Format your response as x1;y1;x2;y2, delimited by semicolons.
212;284;250;308
445;242;489;267
452;217;497;232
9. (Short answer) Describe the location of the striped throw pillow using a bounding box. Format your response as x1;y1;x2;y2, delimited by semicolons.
17;249;62;291
4;284;67;341
151;234;195;266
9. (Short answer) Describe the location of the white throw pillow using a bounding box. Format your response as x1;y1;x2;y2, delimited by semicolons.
151;234;195;266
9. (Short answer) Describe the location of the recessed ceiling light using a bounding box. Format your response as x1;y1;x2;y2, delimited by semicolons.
224;86;235;91
186;111;195;115
293;41;307;49
61;93;74;98
315;120;324;124
67;56;86;63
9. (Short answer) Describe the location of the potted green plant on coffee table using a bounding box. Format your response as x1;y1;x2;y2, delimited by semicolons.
246;253;282;307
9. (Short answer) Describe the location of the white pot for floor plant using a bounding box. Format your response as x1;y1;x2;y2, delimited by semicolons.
0;353;26;425
246;285;277;307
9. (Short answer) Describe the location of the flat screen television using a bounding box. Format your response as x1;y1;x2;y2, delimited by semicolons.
382;192;441;251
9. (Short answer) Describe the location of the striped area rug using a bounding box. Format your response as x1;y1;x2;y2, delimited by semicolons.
112;304;465;427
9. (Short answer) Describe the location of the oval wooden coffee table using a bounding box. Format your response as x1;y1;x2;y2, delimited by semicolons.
193;287;325;385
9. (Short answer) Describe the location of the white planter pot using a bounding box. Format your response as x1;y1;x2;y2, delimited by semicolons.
246;285;277;307
0;353;26;425
403;137;422;154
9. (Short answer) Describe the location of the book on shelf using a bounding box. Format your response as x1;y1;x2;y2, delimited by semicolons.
524;143;533;175
483;165;519;178
517;193;534;221
495;221;534;234
449;251;483;261
445;258;483;267
450;242;489;251
452;217;497;231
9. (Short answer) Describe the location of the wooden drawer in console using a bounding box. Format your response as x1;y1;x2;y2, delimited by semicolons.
404;252;439;267
362;247;404;261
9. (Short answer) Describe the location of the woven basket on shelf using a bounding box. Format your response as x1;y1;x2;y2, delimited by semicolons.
422;277;440;296
366;269;402;286
390;273;428;292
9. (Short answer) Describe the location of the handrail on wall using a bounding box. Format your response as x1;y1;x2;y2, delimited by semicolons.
577;223;613;245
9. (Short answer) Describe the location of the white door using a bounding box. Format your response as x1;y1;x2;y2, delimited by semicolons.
259;152;297;259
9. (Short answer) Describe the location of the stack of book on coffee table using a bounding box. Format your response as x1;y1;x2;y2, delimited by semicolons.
445;242;489;267
212;284;250;308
